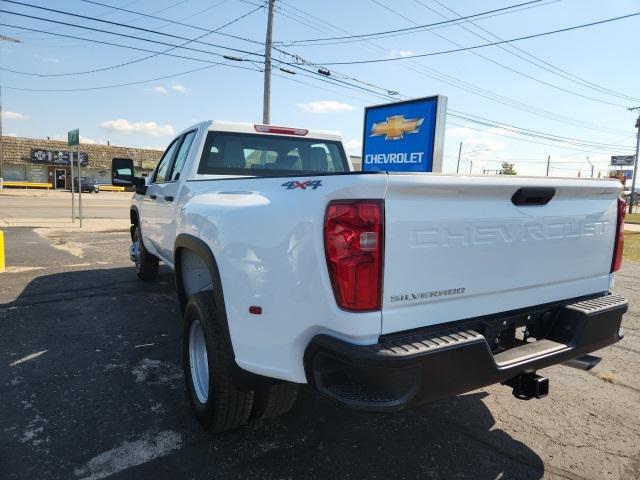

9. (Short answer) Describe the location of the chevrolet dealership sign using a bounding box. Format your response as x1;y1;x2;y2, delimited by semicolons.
362;95;447;173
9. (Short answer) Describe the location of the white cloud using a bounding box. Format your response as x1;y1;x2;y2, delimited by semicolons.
170;84;187;93
446;124;506;152
2;111;29;120
6;132;17;137
296;100;355;113
99;119;175;137
153;86;169;94
344;139;362;154
79;135;107;145
388;49;415;58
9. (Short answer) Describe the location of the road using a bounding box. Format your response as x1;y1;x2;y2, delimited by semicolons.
0;190;131;219
0;203;639;479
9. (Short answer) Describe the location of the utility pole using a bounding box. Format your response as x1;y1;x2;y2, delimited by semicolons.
629;106;640;214
262;0;275;124
469;160;473;175
546;155;550;176
456;141;462;173
0;35;21;181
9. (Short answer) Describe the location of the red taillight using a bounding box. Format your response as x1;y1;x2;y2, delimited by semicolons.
324;200;384;311
254;124;308;136
611;198;626;273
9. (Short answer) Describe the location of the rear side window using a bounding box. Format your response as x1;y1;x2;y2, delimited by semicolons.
197;132;348;176
153;139;179;183
170;130;196;181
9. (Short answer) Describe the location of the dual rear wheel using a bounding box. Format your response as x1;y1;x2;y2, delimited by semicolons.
182;292;299;433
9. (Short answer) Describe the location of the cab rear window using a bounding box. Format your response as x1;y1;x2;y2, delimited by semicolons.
197;132;348;176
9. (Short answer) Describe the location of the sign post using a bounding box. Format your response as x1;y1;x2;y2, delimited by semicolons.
362;95;447;173
68;129;78;222
78;141;82;227
68;129;80;226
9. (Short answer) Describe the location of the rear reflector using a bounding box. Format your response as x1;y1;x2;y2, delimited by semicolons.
254;124;308;136
611;197;626;273
324;200;384;311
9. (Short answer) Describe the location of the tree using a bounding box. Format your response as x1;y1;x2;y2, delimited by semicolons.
501;162;517;175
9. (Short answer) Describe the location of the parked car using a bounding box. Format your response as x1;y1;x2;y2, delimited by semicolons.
72;176;99;193
113;120;628;433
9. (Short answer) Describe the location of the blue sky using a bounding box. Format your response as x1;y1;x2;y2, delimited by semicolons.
1;0;639;176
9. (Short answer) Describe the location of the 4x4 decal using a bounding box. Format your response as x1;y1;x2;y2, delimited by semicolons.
282;180;322;190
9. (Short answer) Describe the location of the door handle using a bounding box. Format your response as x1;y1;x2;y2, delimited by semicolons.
164;196;174;202
149;194;157;200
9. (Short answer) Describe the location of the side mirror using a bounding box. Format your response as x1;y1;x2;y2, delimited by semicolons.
112;158;134;187
133;177;147;195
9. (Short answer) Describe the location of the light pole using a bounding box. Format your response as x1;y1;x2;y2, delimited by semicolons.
586;156;594;178
628;107;640;213
0;34;22;180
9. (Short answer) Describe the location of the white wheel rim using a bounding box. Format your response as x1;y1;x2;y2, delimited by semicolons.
189;319;209;403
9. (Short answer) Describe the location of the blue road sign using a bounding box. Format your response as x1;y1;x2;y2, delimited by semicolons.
362;96;447;173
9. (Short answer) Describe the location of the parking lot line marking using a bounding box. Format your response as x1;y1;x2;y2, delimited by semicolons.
0;230;4;273
74;430;182;480
10;350;47;367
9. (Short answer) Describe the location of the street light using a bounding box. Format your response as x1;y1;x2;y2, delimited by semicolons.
0;34;22;181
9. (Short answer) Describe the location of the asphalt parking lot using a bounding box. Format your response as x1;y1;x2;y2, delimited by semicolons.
1;193;640;479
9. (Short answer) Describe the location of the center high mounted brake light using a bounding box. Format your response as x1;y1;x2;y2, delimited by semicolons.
324;200;384;312
254;124;308;136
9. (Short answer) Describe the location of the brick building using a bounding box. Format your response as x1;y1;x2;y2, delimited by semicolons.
1;135;163;189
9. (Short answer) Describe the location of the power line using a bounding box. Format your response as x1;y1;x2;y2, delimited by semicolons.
448;113;635;151
282;1;562;47
275;1;628;133
416;0;640;103
0;5;265;77
0;1;264;58
448;111;635;149
75;0;262;46
446;121;632;155
311;10;640;67
362;0;629;108
1;60;262;92
0;22;258;70
275;0;544;45
2;1;634;155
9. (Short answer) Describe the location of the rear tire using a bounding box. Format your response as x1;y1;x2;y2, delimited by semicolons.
250;382;299;421
133;224;158;281
182;291;254;433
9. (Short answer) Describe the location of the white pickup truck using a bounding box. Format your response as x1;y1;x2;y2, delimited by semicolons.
113;120;628;433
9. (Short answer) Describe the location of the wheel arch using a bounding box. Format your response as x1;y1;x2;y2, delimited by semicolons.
174;234;278;390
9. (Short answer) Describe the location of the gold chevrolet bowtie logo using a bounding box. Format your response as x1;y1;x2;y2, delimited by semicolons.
370;114;424;140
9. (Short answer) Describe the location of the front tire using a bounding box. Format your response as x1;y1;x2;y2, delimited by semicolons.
182;291;254;432
133;225;158;281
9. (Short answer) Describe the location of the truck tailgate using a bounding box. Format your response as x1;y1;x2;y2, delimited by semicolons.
381;174;621;334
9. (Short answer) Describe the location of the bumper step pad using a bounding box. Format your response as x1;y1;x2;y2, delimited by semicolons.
305;294;627;412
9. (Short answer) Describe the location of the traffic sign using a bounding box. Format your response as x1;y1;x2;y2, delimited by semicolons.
68;129;79;147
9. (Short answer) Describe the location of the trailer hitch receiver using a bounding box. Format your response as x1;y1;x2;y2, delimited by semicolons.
503;372;549;400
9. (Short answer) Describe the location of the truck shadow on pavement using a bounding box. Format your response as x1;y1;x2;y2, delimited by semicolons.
2;267;545;480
